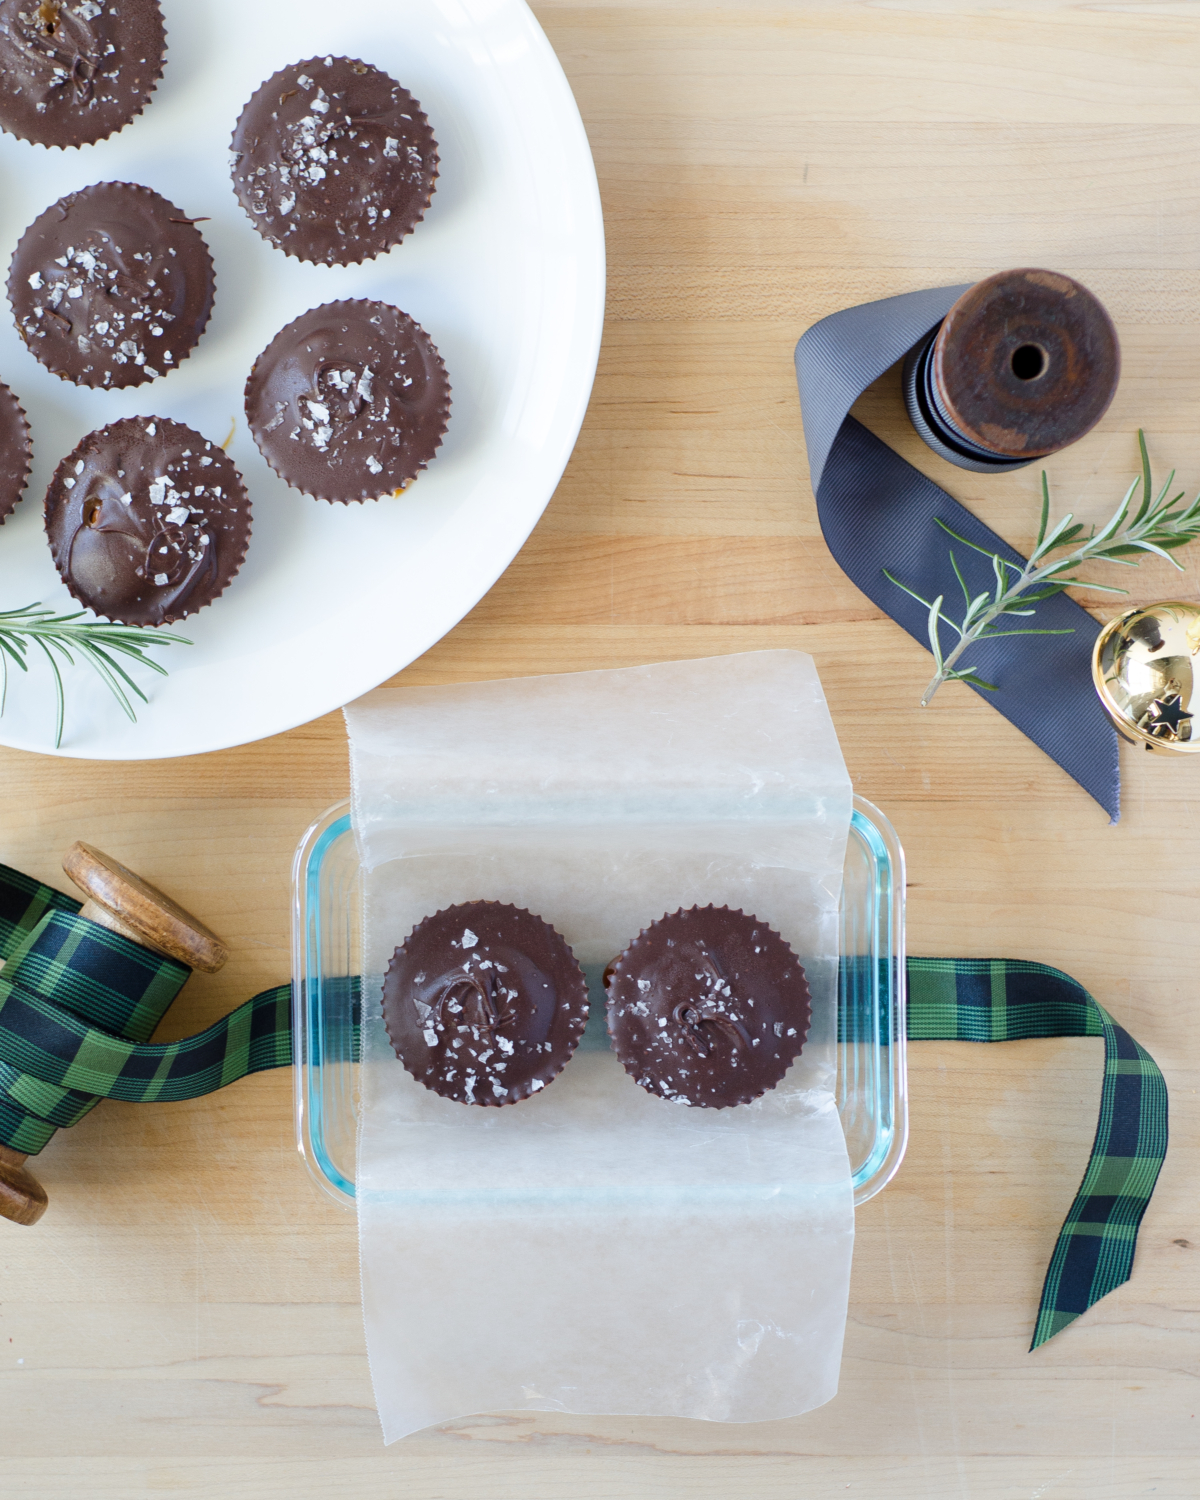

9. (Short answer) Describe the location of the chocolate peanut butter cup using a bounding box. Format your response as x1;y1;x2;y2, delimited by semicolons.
230;55;439;266
0;0;166;149
0;381;32;524
9;182;216;389
45;417;251;625
245;299;451;502
604;906;811;1108
382;902;589;1107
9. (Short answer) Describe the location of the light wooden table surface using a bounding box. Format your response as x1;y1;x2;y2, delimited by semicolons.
4;3;1200;1495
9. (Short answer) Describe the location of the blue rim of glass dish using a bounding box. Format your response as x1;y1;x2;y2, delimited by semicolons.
292;795;907;1210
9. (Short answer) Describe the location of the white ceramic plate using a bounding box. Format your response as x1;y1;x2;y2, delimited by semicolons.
0;0;605;759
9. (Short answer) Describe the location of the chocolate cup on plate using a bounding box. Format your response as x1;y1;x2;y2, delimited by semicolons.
0;0;166;150
45;416;251;626
0;381;32;524
382;901;589;1107
604;905;811;1108
245;298;451;503
230;54;439;267
8;182;215;390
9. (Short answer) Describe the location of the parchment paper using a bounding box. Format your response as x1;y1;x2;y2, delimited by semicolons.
345;651;855;1442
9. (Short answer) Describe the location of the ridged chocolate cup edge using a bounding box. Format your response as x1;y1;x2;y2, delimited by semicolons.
229;55;439;268
6;180;216;390
0;380;33;525
604;904;812;1110
382;901;589;1107
0;1;167;151
243;297;451;504
43;416;252;626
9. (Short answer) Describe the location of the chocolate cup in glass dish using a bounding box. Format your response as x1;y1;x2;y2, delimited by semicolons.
245;299;451;503
45;417;251;626
604;905;812;1109
0;381;32;524
8;182;216;390
0;0;166;149
230;54;439;267
382;902;590;1107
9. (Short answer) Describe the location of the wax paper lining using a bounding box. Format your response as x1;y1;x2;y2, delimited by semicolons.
346;651;855;1441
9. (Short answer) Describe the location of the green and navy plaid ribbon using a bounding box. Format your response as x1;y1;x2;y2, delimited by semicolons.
0;866;290;1157
0;864;1167;1348
907;958;1168;1349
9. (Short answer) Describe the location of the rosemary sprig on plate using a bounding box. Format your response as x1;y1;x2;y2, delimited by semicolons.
884;432;1200;706
0;604;189;748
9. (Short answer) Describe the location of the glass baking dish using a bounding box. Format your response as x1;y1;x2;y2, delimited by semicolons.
291;795;907;1210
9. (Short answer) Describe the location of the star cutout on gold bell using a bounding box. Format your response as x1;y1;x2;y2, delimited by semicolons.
1093;602;1200;755
1137;689;1193;741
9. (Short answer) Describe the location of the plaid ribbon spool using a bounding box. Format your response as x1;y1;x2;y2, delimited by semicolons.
0;863;1167;1348
0;864;290;1157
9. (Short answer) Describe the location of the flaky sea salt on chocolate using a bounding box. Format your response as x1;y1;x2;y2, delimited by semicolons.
44;416;251;625
8;182;215;389
230;55;438;266
605;906;812;1108
382;902;589;1107
0;0;166;149
244;298;450;502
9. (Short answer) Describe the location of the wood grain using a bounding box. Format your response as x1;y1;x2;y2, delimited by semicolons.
64;841;230;974
2;0;1199;1494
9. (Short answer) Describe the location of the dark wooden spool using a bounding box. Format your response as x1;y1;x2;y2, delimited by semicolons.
0;844;227;1227
931;268;1120;460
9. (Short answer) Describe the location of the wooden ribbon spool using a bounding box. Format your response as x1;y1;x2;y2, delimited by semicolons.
930;268;1121;460
0;843;227;1227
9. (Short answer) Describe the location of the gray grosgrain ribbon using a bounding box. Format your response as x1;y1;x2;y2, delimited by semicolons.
794;285;1120;820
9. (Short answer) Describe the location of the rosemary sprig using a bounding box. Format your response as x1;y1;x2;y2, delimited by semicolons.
0;604;189;748
884;431;1200;706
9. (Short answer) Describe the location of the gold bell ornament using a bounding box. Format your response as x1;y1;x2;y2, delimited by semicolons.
1092;601;1200;754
